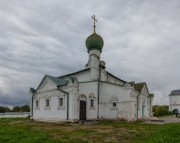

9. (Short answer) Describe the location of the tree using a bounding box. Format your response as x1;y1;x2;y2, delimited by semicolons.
0;106;11;113
0;106;6;113
4;107;10;112
153;105;169;116
20;105;30;112
13;106;21;112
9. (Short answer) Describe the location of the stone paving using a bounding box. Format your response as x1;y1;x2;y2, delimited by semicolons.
144;115;180;124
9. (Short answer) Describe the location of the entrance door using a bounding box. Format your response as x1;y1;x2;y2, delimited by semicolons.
142;101;145;117
142;105;145;117
80;100;86;120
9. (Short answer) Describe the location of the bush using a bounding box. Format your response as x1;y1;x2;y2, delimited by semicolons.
153;105;170;116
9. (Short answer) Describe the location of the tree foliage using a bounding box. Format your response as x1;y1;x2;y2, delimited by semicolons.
12;105;30;112
153;105;170;116
20;105;30;112
0;105;30;113
12;106;21;112
0;106;10;113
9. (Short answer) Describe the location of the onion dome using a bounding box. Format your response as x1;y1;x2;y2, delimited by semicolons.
85;33;104;53
85;15;104;53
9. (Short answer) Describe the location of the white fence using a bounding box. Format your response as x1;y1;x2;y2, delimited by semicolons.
0;112;30;118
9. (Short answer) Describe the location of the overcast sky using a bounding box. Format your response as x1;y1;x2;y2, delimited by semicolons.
0;0;180;106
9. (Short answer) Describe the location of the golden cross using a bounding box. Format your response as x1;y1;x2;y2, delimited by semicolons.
92;15;97;33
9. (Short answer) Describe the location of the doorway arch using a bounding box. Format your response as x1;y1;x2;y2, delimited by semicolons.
78;95;87;120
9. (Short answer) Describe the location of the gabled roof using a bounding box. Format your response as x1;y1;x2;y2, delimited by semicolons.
36;75;68;92
128;81;135;87
68;77;78;84
47;75;68;86
128;82;152;96
106;71;126;83
169;89;180;96
59;68;90;78
134;82;146;92
149;93;154;97
135;82;150;95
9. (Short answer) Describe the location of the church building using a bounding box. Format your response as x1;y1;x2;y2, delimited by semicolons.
169;89;180;112
29;16;154;122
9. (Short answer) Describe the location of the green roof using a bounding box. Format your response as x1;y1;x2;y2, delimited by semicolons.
69;77;78;84
47;75;68;86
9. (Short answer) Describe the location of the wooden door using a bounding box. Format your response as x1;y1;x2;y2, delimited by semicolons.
80;100;86;120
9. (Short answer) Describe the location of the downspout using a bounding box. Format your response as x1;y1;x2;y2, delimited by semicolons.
57;86;69;120
31;92;36;117
149;98;152;116
97;64;102;119
136;93;140;120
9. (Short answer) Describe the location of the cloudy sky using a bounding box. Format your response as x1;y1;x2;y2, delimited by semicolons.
0;0;180;106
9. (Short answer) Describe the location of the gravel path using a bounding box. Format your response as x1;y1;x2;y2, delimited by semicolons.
144;115;180;124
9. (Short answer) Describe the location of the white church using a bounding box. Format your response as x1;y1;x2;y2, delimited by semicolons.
169;89;180;112
29;16;154;122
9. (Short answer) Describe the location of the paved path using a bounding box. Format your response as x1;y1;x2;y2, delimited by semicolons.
144;115;180;124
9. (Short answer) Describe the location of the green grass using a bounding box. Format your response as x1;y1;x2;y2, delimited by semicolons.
0;118;180;143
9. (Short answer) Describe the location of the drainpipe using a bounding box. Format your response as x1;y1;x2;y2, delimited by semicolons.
31;92;36;117
57;86;69;120
149;98;151;116
97;63;102;119
136;93;140;120
150;97;152;117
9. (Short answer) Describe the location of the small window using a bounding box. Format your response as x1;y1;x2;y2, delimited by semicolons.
113;102;116;107
90;99;94;107
46;99;50;107
36;100;39;107
59;98;63;107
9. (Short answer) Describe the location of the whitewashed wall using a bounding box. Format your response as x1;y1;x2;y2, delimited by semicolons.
79;81;98;120
33;90;67;121
169;95;180;111
99;82;136;121
61;69;91;82
0;112;29;118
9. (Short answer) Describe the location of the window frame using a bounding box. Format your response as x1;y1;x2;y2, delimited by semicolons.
44;98;51;109
59;98;64;107
34;99;40;110
90;99;94;108
46;99;50;107
57;96;65;110
36;100;39;108
112;102;116;107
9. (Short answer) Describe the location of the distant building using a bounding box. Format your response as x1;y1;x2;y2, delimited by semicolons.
169;90;180;111
29;17;154;122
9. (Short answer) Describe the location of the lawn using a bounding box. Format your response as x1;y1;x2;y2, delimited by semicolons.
0;118;180;143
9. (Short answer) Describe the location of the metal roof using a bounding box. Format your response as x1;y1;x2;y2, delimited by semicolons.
170;90;180;95
47;75;68;86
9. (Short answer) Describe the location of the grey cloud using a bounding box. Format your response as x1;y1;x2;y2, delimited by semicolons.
0;0;180;106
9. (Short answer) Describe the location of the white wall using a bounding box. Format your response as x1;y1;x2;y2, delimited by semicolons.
61;69;91;82
33;90;67;121
99;82;136;121
79;81;98;120
169;95;180;111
